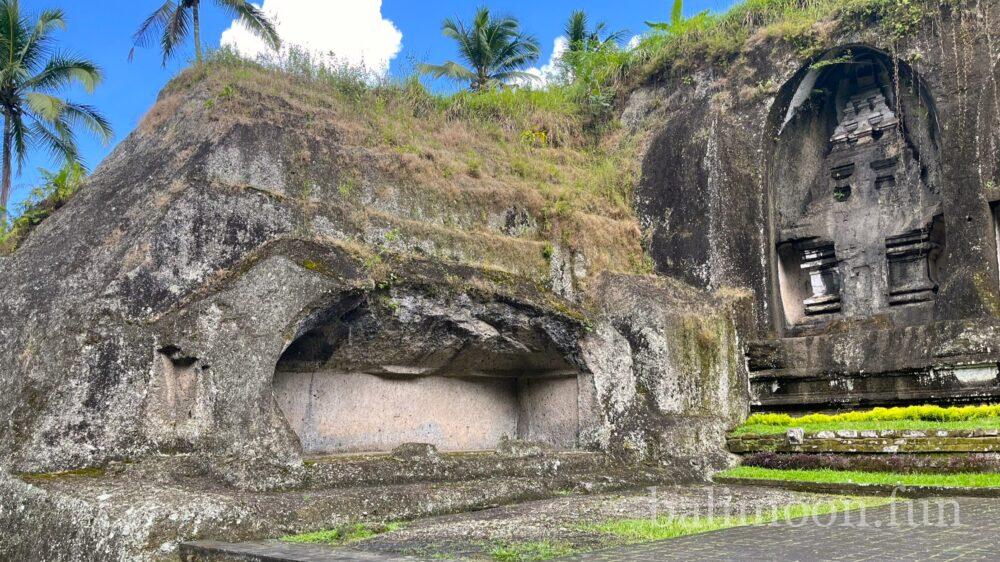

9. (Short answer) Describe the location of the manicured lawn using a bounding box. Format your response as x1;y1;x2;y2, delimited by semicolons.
719;466;1000;488
587;497;893;543
732;417;1000;436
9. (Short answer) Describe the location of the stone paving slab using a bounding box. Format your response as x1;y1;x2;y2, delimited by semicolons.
179;540;424;561
555;497;1000;561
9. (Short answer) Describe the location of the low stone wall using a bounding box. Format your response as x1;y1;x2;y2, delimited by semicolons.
728;429;1000;455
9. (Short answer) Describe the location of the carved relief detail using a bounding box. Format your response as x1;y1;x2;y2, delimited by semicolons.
886;227;939;305
799;241;842;316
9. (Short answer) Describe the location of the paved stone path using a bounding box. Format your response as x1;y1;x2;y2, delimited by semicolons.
182;497;1000;561
556;497;1000;562
180;540;424;561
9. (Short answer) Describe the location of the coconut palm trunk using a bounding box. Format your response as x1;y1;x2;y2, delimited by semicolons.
191;1;203;64
1;115;11;228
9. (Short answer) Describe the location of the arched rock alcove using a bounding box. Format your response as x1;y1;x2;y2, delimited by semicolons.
768;46;943;333
272;292;585;454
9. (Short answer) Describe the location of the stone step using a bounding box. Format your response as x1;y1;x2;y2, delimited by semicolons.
728;429;1000;454
303;450;610;490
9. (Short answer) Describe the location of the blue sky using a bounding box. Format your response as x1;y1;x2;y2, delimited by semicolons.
11;0;737;211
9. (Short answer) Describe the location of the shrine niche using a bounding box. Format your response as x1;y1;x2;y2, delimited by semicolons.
770;47;943;330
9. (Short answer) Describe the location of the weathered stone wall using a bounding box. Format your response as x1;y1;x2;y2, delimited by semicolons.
631;2;1000;409
634;2;1000;335
0;63;750;492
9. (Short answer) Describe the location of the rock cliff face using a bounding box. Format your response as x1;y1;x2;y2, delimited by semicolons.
6;1;997;558
633;1;1000;410
0;58;749;497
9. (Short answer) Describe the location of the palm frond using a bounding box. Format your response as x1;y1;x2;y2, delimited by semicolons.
160;3;191;64
425;7;540;89
130;1;176;61
602;28;631;46
18;8;65;71
493;70;539;85
27;119;77;165
56;102;113;143
566;10;588;48
0;1;109;182
215;0;280;49
10;112;29;172
25;92;64;123
417;61;476;81
25;54;102;93
0;0;24;76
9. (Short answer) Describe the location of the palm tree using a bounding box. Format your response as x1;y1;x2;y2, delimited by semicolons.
131;0;280;65
564;10;628;53
0;1;112;228
419;7;541;91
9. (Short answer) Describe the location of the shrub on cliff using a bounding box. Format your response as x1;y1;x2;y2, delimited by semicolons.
0;162;86;255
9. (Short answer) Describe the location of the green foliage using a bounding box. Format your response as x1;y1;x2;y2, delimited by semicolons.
744;404;1000;428
624;0;938;84
646;0;711;36
810;51;855;71
564;10;628;54
0;0;111;226
721;466;1000;488
1;162;87;254
588;497;893;542
490;541;576;562
419;7;541;91
734;417;1000;436
281;522;403;545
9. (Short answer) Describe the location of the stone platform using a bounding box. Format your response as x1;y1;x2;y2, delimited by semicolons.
0;450;692;561
728;429;1000;455
747;319;1000;411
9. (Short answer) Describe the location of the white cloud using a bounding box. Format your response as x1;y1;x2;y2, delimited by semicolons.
628;35;643;50
220;0;403;75
516;36;569;88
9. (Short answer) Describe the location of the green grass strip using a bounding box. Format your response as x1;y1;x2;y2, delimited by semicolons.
489;541;577;561
731;417;1000;436
720;466;1000;488
743;404;1000;428
587;497;892;543
281;522;403;545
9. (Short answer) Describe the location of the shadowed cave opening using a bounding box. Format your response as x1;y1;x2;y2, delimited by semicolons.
272;296;584;455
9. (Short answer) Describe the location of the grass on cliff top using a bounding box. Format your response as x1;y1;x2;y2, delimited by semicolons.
731;404;1000;435
720;466;1000;488
627;0;935;82
163;47;651;280
281;522;403;545
587;496;893;543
